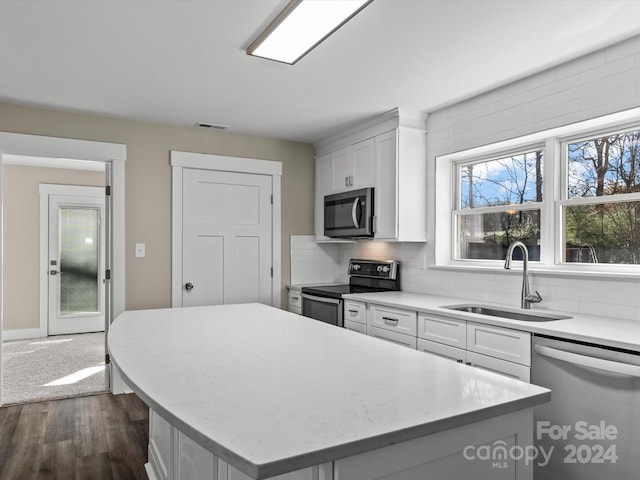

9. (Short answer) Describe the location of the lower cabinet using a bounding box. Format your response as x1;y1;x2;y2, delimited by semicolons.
368;325;417;349
287;288;302;315
347;300;531;381
344;319;366;334
147;406;535;480
344;300;367;334
418;313;531;382
147;410;330;480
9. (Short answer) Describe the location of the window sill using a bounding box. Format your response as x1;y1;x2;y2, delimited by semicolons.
430;263;640;281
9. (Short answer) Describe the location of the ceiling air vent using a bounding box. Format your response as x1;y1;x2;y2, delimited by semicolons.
194;122;229;130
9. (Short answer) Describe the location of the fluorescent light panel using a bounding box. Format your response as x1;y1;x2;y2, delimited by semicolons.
247;0;372;64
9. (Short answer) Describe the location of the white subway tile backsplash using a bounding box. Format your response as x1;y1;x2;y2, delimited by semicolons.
290;235;341;285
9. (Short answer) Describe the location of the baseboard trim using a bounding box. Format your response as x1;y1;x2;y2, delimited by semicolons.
2;328;46;341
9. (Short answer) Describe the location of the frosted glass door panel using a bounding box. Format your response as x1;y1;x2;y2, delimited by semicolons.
59;207;100;315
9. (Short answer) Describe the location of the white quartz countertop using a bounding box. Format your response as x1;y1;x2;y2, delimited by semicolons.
108;303;549;479
343;291;640;352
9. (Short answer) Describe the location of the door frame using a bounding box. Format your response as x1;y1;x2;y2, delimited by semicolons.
0;132;126;405
39;184;106;337
170;151;282;308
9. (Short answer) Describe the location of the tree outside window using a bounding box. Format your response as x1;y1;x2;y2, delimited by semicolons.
565;128;640;264
456;150;543;261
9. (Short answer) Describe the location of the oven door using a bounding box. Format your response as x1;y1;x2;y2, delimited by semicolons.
301;293;343;327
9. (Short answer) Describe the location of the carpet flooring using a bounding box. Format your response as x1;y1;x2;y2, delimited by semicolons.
2;332;107;405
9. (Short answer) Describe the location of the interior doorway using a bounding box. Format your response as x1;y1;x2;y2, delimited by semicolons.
2;163;107;404
0;132;127;406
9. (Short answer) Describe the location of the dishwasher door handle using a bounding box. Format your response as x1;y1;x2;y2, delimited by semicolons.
535;344;640;378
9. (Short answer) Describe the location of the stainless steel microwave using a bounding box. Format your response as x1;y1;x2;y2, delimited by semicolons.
324;187;374;238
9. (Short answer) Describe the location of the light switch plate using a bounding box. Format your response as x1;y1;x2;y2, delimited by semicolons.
135;243;146;258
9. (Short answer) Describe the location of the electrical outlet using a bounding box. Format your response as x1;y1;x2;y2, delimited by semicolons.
135;243;146;258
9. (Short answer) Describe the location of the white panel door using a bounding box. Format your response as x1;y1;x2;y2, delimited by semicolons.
48;193;105;335
182;169;272;307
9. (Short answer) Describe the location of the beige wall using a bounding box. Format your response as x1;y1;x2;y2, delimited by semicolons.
3;165;104;330
0;102;315;320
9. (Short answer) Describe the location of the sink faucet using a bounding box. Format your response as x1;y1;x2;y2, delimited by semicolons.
504;241;542;309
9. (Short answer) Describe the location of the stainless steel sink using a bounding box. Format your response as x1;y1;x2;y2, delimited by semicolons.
442;304;572;322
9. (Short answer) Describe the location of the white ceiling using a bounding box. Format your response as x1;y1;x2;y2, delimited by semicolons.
2;0;640;145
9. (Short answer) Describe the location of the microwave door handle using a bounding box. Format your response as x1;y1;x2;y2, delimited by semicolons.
352;197;360;228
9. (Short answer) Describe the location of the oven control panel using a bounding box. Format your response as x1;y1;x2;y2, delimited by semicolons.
348;259;399;279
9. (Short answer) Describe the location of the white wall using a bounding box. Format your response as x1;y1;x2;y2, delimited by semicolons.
345;34;640;322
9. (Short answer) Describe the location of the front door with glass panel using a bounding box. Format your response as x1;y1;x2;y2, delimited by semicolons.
48;194;105;335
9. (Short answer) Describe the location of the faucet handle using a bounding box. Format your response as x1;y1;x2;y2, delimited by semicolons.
526;290;543;304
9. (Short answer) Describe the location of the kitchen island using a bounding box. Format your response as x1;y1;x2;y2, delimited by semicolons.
108;303;550;480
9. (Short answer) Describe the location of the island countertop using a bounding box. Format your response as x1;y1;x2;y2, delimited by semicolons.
108;303;549;479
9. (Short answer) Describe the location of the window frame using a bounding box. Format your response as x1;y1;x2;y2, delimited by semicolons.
452;144;546;264
435;107;640;276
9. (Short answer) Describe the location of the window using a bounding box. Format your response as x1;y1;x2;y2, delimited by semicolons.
436;107;640;272
562;128;640;264
454;149;544;261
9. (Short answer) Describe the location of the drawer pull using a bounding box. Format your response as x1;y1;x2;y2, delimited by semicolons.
382;316;399;324
348;310;359;315
291;296;299;301
457;359;463;363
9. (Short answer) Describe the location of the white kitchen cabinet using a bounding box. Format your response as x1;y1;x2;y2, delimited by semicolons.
418;313;466;350
345;319;367;334
344;300;367;324
313;108;427;242
369;304;417;336
287;288;302;315
225;462;330;480
315;153;332;241
367;304;417;348
417;338;465;363
467;322;531;367
417;312;531;381
148;408;332;480
368;325;417;349
466;351;531;382
330;138;374;193
373;128;427;241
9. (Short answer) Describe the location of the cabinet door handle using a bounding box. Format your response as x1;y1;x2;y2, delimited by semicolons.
348;309;359;315
382;316;399;324
345;176;349;186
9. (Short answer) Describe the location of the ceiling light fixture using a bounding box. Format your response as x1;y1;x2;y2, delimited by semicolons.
246;0;372;65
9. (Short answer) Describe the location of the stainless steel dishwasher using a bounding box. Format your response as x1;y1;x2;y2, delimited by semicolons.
531;335;640;480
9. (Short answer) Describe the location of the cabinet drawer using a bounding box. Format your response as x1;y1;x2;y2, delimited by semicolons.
344;300;367;324
418;313;466;348
368;326;417;349
467;322;531;366
369;304;417;336
344;319;366;335
288;290;302;310
417;338;465;363
466;351;530;382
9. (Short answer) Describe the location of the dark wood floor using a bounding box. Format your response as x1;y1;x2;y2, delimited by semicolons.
0;393;149;480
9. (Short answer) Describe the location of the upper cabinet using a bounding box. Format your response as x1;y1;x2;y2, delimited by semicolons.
330;138;375;192
314;108;427;242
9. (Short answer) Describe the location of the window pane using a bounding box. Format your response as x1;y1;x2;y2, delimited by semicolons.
565;201;640;264
460;151;543;208
457;210;540;260
568;129;640;198
59;207;100;315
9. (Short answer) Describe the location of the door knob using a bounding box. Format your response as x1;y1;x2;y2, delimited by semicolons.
185;282;194;291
